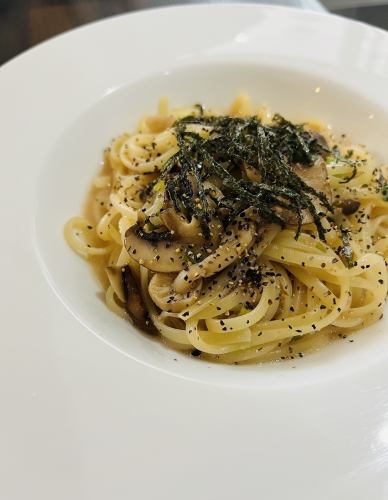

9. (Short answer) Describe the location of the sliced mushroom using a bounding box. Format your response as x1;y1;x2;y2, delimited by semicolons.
241;152;331;226
160;209;203;244
124;225;189;272
121;266;151;331
243;164;261;183
202;180;224;204
160;208;222;246
148;272;203;313
311;131;329;152
205;175;224;190
293;157;332;202
106;266;126;302
174;221;255;293
287;156;332;225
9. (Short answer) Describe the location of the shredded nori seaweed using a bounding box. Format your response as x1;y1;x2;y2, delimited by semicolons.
155;113;334;240
135;226;173;243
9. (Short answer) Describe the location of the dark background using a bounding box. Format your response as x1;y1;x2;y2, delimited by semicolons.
1;0;387;66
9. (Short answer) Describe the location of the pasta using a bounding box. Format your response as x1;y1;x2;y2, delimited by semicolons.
65;96;388;364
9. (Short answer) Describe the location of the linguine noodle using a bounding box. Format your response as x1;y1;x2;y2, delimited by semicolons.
65;96;388;363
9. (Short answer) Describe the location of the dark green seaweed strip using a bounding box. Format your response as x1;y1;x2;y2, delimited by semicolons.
152;113;336;241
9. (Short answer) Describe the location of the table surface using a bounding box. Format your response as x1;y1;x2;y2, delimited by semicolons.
1;0;388;67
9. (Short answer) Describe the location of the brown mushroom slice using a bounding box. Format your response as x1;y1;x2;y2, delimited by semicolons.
243;164;261;183
106;266;126;302
311;131;329;152
173;222;255;294
293;157;332;202
121;266;149;329
148;273;203;313
202;180;224;204
160;209;203;244
124;225;188;272
289;156;332;224
160;208;222;246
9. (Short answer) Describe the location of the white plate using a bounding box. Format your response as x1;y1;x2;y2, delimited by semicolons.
1;4;388;499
